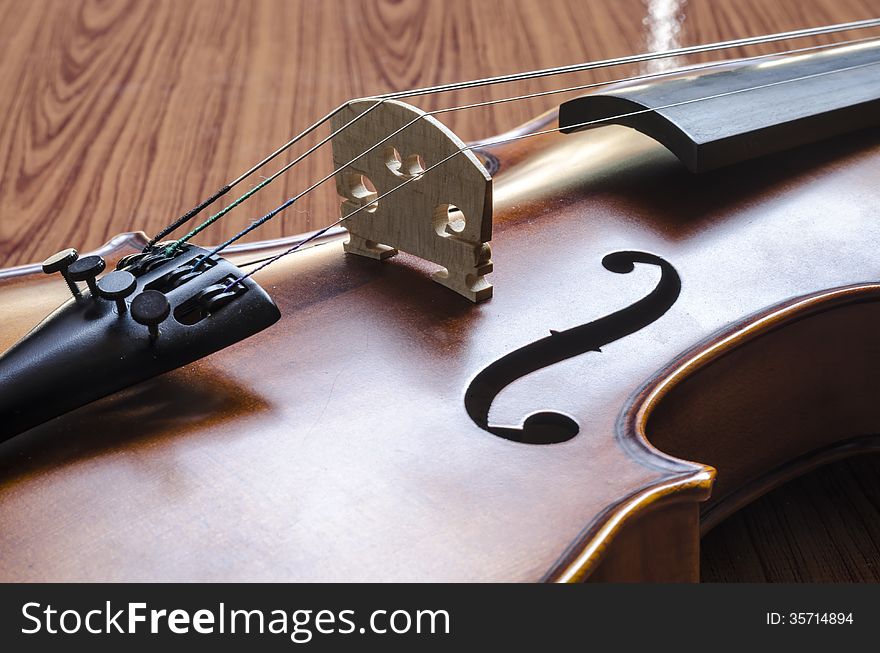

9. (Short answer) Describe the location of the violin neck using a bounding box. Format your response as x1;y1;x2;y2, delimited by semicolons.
559;40;880;172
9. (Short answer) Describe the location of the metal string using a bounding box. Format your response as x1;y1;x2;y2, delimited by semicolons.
186;36;876;268
375;18;880;99
145;18;880;247
144;103;350;249
220;57;880;290
163;99;387;255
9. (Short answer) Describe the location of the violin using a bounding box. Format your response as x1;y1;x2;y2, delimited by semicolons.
2;3;880;582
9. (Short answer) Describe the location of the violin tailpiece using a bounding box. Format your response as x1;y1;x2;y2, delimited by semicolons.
331;99;494;302
0;245;280;440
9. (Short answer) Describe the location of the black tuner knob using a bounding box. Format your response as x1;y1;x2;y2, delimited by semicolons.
68;255;106;298
42;248;81;299
96;270;137;316
131;290;171;343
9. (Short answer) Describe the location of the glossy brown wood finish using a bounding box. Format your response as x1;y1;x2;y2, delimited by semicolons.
2;0;880;581
4;120;880;580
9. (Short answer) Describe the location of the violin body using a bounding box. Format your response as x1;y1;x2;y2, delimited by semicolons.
1;0;880;582
3;111;880;580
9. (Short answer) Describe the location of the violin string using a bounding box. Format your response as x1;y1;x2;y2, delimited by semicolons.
145;18;880;247
221;57;880;290
162;99;386;255
146;104;344;249
375;18;880;99
185;35;876;267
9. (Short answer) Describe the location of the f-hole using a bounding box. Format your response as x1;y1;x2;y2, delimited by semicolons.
464;251;681;444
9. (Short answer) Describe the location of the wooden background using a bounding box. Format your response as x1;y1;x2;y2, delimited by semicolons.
0;0;879;581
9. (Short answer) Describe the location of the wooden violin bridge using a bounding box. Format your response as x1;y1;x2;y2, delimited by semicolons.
331;99;494;302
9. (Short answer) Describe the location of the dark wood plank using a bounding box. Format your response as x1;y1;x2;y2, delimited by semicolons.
702;455;880;582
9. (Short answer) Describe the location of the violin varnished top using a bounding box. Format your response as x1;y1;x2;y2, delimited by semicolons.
2;115;880;580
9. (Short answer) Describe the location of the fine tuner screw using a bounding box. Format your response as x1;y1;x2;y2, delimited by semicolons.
96;270;137;315
131;290;171;343
41;248;81;299
68;255;107;299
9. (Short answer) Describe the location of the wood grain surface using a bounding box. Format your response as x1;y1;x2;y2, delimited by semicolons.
1;0;879;581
